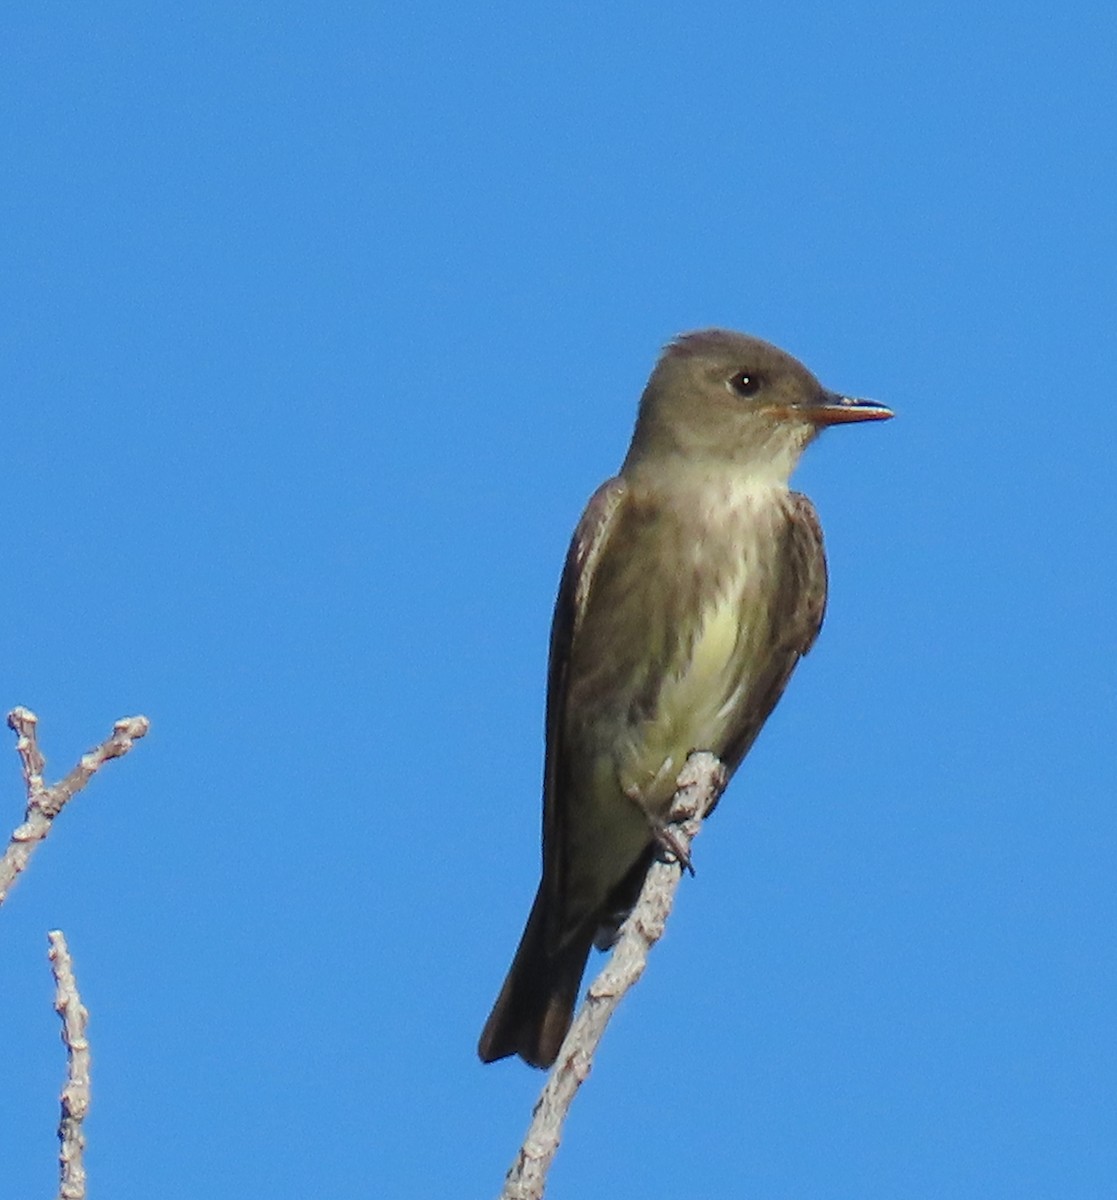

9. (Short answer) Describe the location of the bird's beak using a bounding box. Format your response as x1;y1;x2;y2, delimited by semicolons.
802;390;894;426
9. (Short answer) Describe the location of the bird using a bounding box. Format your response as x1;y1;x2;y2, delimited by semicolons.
478;329;892;1068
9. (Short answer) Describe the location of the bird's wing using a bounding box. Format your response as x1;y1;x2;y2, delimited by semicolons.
781;490;828;656
539;475;628;949
721;490;829;771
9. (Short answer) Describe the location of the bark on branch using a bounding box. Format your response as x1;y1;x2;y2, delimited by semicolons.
0;708;150;907
499;751;728;1200
48;930;90;1200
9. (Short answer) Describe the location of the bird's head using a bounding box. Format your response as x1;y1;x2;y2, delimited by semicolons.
623;329;892;480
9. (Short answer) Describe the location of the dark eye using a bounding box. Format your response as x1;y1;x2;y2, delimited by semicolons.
728;371;763;397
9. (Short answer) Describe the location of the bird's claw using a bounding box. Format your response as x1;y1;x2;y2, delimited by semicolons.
651;821;695;875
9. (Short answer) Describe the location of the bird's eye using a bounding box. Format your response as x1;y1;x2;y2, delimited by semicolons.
728;371;763;397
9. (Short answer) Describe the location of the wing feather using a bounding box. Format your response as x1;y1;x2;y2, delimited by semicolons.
540;477;628;949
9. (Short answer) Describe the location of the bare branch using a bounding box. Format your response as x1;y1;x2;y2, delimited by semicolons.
48;930;91;1200
0;708;151;906
499;751;728;1200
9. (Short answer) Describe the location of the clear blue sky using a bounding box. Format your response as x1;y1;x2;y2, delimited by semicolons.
3;4;1115;1197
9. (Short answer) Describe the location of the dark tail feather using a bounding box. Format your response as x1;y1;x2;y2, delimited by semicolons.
478;887;596;1069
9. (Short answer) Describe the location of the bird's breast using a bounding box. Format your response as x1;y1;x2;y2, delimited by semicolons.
611;478;792;808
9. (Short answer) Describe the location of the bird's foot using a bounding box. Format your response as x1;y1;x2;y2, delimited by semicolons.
622;775;698;875
650;819;696;875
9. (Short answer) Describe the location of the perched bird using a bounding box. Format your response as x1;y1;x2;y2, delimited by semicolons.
478;329;891;1068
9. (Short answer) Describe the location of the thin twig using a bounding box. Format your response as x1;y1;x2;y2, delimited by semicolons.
0;708;150;907
48;930;91;1200
499;751;728;1200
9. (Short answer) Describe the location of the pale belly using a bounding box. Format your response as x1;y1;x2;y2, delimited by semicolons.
615;573;765;812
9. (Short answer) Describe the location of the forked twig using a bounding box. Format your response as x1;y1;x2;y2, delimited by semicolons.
0;708;150;906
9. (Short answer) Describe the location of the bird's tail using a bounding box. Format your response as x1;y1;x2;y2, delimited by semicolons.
477;887;595;1069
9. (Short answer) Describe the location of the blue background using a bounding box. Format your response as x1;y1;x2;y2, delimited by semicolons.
3;4;1115;1197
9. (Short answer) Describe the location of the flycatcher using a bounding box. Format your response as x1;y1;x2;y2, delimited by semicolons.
479;329;892;1068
